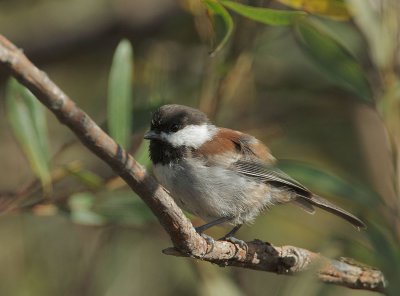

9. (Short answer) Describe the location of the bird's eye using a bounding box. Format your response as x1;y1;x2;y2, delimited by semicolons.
170;124;180;132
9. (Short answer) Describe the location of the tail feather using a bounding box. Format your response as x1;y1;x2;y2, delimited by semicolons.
298;194;366;229
293;198;315;214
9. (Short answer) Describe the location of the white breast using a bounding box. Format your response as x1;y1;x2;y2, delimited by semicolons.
153;158;276;225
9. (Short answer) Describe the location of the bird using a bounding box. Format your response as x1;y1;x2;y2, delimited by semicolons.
144;104;366;247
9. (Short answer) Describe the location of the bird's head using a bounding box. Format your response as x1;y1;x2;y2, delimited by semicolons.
144;104;216;149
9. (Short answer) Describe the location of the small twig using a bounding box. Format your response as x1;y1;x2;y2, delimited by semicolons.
0;34;386;293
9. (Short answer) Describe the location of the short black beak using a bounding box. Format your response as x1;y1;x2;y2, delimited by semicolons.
144;130;160;140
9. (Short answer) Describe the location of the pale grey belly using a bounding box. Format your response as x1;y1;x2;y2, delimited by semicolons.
153;159;277;225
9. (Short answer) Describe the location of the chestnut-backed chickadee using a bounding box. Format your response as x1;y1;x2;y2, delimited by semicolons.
144;104;366;246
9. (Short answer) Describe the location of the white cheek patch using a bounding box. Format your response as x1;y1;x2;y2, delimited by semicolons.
161;124;217;148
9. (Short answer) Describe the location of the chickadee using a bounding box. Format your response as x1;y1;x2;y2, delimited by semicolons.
144;104;366;246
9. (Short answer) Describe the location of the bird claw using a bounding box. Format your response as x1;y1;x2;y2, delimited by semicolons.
196;230;215;254
200;233;215;246
222;236;248;252
195;228;247;254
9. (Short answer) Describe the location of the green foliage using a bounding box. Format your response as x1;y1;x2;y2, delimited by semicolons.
94;190;155;225
202;0;373;101
107;39;134;149
203;0;371;104
221;1;306;26
65;166;104;189
6;78;51;194
134;140;151;168
69;191;154;226
204;0;305;55
203;0;234;55
293;18;373;102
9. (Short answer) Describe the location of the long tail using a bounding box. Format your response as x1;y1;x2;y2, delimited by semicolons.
296;194;367;229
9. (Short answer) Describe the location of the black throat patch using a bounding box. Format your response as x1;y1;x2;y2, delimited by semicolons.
149;140;190;165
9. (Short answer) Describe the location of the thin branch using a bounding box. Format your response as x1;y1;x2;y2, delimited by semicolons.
164;241;385;292
0;34;386;293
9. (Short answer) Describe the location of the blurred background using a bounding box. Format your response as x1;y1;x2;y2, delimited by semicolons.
0;0;399;295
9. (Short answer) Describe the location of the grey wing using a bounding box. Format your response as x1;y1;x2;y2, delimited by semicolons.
233;159;367;228
233;160;311;196
233;159;316;213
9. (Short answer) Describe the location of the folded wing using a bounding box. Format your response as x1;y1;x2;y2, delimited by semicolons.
233;160;366;229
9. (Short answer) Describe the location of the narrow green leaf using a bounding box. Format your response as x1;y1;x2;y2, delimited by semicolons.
293;19;373;102
21;87;50;158
65;166;104;188
203;0;234;55
221;1;306;26
108;39;134;149
6;78;51;193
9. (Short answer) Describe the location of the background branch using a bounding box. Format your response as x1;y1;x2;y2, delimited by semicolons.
0;34;386;293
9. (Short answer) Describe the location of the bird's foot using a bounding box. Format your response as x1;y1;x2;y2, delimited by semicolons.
220;236;248;251
200;233;215;247
195;227;215;254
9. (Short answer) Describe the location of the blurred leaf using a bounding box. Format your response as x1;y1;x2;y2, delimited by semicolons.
367;222;400;294
204;0;234;55
293;18;373;102
367;222;400;268
277;0;351;20
94;190;155;226
108;39;134;149
134;140;151;168
69;191;154;226
6;78;51;194
277;160;380;206
69;192;105;226
221;1;306;26
347;0;397;69
65;165;104;188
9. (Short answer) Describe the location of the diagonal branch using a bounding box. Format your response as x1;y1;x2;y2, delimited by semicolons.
0;34;386;293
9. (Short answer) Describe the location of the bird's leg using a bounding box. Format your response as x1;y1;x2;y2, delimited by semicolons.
219;224;247;251
195;216;230;233
195;217;231;252
220;224;242;238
